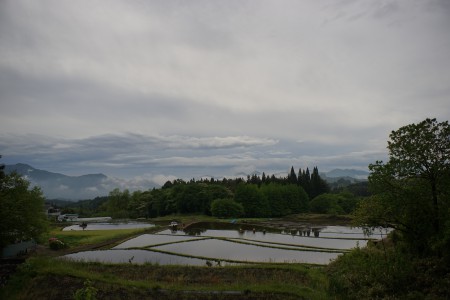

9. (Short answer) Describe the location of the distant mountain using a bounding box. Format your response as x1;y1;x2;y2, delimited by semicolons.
323;169;369;179
5;163;109;200
320;169;369;189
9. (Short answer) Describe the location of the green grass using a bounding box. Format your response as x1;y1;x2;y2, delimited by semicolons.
1;256;330;299
47;226;161;248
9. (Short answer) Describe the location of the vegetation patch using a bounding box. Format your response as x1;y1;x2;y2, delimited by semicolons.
48;227;159;250
1;256;329;299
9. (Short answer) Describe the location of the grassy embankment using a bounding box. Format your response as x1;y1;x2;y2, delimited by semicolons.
47;227;160;251
2;257;329;299
1;215;335;299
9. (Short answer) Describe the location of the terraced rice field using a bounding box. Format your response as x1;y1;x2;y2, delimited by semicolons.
64;222;387;266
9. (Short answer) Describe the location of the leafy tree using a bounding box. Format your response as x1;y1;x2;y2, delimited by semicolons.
172;183;233;215
0;172;48;249
174;184;202;214
260;183;286;217
354;118;450;255
148;188;172;217
335;191;361;214
105;188;131;218
128;191;151;218
234;183;269;217
310;193;345;215
202;184;233;215
210;198;244;218
285;184;309;214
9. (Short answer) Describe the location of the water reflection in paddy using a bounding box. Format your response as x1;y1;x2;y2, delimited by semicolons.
158;228;368;249
319;226;389;239
63;223;154;231
63;223;382;266
153;239;340;264
114;234;205;249
64;249;208;265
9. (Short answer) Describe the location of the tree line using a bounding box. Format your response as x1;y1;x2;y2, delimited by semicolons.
58;166;363;219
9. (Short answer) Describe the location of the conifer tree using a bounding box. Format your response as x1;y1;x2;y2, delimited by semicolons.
297;168;303;186
310;166;329;199
302;168;311;197
288;166;297;185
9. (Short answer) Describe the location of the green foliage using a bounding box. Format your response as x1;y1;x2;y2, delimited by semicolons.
210;198;244;218
48;237;68;250
287;166;297;185
74;279;97;300
105;188;131;218
49;227;151;248
335;191;361;214
52;165;334;220
59;196;109;218
344;181;370;197
127;190;150;218
327;246;415;299
310;194;345;215
328;242;450;299
0;172;48;249
172;183;233;215
260;183;309;217
309;166;330;199
330;118;450;299
355;118;450;256
234;183;270;217
1;256;329;300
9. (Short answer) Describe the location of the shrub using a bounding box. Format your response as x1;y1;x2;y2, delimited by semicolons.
74;279;97;300
327;244;415;299
48;237;68;250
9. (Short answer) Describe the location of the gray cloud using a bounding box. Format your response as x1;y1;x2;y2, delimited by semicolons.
1;0;449;182
0;133;383;182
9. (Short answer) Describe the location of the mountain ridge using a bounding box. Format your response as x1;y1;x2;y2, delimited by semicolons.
322;168;369;179
5;163;110;200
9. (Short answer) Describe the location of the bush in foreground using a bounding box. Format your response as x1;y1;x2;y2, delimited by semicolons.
48;237;68;250
327;241;450;299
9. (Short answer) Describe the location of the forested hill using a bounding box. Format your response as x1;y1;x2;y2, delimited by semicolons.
5;163;108;200
53;166;365;219
5;163;366;200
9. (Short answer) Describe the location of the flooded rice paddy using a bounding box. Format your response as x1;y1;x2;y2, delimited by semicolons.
62;222;154;231
157;228;369;250
64;222;385;266
65;249;209;266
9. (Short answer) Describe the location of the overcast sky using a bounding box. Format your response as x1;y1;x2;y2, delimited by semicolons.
1;0;449;187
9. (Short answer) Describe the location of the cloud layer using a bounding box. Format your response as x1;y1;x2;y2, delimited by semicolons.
1;0;449;186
